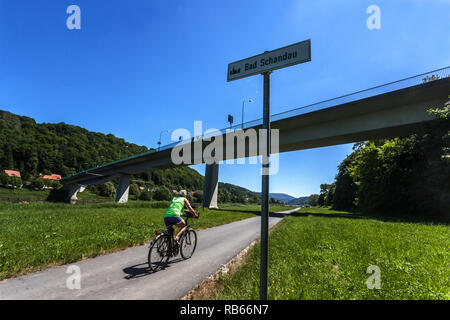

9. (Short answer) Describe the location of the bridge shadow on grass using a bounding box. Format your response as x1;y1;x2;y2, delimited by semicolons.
214;207;448;224
289;210;449;225
123;257;184;280
288;211;366;220
212;208;290;218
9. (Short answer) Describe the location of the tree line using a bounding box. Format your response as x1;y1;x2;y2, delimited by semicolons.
313;96;449;220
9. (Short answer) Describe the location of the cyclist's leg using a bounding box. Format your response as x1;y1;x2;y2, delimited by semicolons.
174;218;187;242
164;217;186;241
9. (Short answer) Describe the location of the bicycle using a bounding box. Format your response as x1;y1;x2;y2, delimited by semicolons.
148;210;199;272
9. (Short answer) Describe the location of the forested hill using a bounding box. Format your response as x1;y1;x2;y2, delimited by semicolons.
0;110;260;201
0;110;148;179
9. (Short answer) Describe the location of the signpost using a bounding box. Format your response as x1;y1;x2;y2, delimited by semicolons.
227;40;311;300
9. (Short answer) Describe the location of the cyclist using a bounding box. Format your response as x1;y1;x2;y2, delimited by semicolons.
164;189;198;242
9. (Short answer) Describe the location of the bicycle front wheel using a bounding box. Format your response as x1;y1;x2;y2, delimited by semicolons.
180;229;197;259
148;235;170;272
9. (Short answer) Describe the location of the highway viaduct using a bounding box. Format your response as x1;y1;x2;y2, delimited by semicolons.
62;70;450;208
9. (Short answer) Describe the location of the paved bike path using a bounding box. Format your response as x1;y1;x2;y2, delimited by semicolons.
0;208;299;300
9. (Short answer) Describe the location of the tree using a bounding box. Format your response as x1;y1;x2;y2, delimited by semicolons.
427;94;450;119
328;125;449;219
129;183;141;198
318;184;330;206
309;194;319;206
325;183;336;206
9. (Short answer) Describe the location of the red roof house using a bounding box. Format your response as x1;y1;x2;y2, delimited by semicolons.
40;174;62;181
4;170;21;178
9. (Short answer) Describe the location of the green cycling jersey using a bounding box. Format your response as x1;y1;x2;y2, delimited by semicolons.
164;196;185;218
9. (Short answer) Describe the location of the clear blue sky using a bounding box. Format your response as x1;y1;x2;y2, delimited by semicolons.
1;0;449;197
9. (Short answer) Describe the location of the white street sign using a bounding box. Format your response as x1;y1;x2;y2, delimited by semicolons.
227;40;311;82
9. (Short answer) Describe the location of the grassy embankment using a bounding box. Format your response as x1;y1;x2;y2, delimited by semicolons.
193;207;449;300
0;200;291;281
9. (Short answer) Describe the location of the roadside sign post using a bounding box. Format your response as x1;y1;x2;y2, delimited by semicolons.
227;40;311;300
260;71;271;300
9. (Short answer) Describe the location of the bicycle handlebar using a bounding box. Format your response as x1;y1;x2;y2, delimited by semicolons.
184;209;199;219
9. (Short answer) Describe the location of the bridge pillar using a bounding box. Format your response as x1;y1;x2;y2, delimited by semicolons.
115;174;130;203
203;163;219;209
67;184;83;204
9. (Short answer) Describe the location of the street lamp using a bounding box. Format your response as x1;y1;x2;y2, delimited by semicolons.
158;130;170;151
228;114;234;130
242;99;253;129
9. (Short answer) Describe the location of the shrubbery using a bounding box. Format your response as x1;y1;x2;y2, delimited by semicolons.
152;186;172;201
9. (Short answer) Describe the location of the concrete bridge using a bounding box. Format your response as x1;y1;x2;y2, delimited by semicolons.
62;69;450;207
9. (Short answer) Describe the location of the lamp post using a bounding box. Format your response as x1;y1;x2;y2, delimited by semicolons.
158;130;170;151
228;114;234;130
242;99;253;129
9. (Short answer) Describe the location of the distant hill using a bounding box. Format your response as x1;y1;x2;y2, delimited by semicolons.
287;196;310;206
255;192;296;203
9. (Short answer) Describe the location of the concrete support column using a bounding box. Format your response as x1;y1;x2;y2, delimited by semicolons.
67;184;81;204
115;174;130;203
203;163;219;209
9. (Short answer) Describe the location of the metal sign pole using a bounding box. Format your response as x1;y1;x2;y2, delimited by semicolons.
260;71;271;300
227;39;310;301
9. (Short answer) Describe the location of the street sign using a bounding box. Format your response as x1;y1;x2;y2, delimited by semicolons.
227;40;311;82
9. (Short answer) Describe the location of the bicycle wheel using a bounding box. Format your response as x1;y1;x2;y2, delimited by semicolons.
180;229;197;259
148;235;170;272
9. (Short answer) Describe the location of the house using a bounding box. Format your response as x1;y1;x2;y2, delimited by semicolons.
4;170;21;178
40;174;62;181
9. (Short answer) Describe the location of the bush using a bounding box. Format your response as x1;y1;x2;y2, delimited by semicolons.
0;172;9;186
97;181;116;198
152;186;172;201
193;190;203;203
30;178;45;190
9;176;22;188
139;191;152;201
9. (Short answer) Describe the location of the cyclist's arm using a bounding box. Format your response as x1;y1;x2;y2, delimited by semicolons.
184;198;198;217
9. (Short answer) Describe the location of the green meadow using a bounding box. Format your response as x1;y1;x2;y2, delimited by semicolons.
210;207;449;300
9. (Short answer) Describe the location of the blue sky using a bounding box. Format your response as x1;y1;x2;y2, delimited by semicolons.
1;0;449;197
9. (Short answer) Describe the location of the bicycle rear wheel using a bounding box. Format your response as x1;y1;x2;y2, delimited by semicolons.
180;229;197;259
148;235;170;272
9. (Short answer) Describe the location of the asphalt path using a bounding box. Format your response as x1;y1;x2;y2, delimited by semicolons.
0;207;299;300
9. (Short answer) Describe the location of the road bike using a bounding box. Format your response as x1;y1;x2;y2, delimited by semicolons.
148;210;199;272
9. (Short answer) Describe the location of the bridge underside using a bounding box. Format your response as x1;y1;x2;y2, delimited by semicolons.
63;77;449;206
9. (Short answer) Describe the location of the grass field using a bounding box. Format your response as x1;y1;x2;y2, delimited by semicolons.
0;187;109;202
203;207;449;300
0;201;289;281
